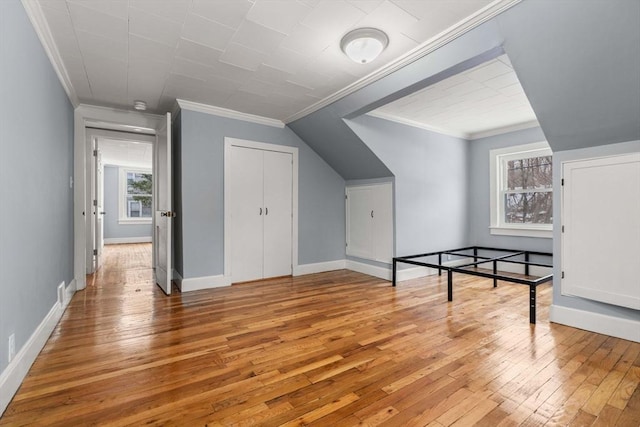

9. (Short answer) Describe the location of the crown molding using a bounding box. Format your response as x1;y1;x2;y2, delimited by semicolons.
366;111;470;139
21;0;79;107
285;0;522;124
469;120;540;140
177;99;285;129
367;111;540;141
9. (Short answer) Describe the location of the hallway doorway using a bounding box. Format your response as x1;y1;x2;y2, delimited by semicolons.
86;243;153;291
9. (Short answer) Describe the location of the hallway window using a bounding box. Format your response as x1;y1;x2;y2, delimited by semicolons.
119;169;152;223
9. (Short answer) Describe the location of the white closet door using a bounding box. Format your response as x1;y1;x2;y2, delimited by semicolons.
230;146;264;283
263;150;293;278
346;186;374;259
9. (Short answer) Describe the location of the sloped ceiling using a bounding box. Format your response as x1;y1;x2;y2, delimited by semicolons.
290;0;640;180
496;0;640;151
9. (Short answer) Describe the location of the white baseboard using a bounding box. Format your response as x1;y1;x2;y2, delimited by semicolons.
494;261;551;277
549;305;640;343
394;257;474;282
293;260;346;276
396;266;437;281
176;274;231;292
0;280;71;416
104;236;152;244
59;279;76;310
346;260;392;280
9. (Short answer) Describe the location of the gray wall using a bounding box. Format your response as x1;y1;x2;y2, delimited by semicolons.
552;140;640;321
468;127;552;253
347;115;470;257
0;0;74;374
103;165;152;240
176;109;345;279
497;0;640;151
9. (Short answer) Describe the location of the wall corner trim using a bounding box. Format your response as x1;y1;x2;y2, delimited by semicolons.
549;305;640;343
176;99;285;128
0;296;66;415
20;0;79;107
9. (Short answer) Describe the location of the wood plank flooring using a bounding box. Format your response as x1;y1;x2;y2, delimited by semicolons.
1;243;639;426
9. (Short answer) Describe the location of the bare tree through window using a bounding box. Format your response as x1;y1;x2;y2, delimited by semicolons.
504;156;552;224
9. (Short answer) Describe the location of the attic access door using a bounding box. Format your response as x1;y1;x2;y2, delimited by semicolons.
561;152;640;309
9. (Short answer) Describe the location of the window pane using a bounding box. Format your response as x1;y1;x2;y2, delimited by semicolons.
127;199;141;217
127;173;152;195
506;156;552;190
126;196;152;218
504;192;553;224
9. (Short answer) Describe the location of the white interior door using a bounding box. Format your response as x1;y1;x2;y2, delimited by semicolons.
154;112;172;295
230;146;264;283
263;151;293;278
95;148;104;269
346;186;374;259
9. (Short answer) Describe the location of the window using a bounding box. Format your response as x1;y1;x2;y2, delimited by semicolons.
119;169;152;223
490;142;552;238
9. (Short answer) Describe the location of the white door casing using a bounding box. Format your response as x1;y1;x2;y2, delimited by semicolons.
74;105;163;291
224;138;298;284
154;112;172;295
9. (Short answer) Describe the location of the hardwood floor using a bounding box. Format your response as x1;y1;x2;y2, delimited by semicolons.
1;244;639;426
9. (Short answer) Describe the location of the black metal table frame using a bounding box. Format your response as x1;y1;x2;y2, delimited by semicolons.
392;246;553;324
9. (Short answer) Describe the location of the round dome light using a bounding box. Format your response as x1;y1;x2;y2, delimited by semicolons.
340;28;389;64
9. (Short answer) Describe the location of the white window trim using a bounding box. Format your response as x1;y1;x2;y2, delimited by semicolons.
119;168;152;225
489;141;552;238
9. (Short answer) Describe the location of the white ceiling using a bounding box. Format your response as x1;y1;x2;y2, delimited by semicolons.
99;138;152;169
35;0;501;122
369;54;539;139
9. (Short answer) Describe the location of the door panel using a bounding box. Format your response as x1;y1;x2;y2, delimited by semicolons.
230;146;264;283
263;151;293;278
155;113;172;295
346;186;374;259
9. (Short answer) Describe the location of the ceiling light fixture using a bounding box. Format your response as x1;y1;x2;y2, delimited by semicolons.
133;100;147;111
340;28;389;64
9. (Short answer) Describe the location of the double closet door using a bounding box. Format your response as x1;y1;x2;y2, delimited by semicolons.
230;146;293;283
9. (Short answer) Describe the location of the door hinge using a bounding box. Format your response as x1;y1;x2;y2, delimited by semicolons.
562;225;564;232
93;149;97;156
561;178;564;186
345;195;348;200
93;199;97;206
93;249;97;256
561;271;565;279
346;242;348;247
